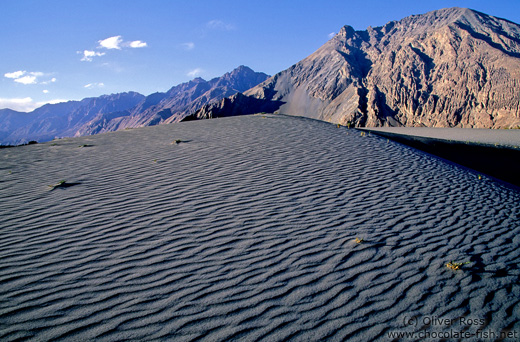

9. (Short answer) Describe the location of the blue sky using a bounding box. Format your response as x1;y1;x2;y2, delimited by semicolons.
1;0;519;112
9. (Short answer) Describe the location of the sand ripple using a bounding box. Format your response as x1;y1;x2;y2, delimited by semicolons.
1;115;519;341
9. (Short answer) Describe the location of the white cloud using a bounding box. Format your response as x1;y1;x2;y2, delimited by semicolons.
4;70;26;79
187;68;203;78
206;20;235;31
128;40;147;48
0;97;34;111
98;36;148;49
80;36;147;61
328;32;336;39
43;90;49;94
98;35;123;50
81;50;106;62
4;71;56;85
181;42;195;50
84;82;105;89
79;36;147;61
14;75;37;85
41;77;57;85
0;97;69;112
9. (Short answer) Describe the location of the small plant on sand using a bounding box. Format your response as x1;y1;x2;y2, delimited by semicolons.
477;174;482;180
355;237;364;244
153;159;158;163
360;132;366;137
48;180;67;190
446;261;470;270
172;139;182;144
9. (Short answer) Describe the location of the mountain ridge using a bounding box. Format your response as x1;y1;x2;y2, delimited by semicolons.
0;66;269;145
0;92;145;145
3;7;520;145
193;7;520;129
76;65;269;136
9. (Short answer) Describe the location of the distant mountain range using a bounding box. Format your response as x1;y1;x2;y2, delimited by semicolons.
0;66;269;145
193;8;520;129
2;7;520;145
76;65;269;136
0;93;145;145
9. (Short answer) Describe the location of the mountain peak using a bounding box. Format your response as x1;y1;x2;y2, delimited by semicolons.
208;66;269;93
190;77;207;83
232;65;252;72
379;7;519;37
76;66;270;136
222;65;263;79
335;8;479;39
336;25;356;38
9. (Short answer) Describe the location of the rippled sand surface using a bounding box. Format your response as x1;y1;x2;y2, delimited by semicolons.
1;115;519;341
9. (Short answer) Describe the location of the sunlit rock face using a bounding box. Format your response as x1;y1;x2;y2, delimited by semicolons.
196;8;520;129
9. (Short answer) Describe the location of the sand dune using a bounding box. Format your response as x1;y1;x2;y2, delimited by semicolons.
361;127;520;148
1;115;519;341
360;127;520;188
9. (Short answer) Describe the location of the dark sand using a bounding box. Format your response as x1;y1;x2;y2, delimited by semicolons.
1;115;519;341
360;127;520;188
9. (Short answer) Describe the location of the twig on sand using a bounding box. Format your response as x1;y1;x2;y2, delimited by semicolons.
48;180;67;190
446;261;470;270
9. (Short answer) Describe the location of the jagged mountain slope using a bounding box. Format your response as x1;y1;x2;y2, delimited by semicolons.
76;66;269;136
0;66;269;145
0;109;29;142
193;8;520;128
1;93;144;145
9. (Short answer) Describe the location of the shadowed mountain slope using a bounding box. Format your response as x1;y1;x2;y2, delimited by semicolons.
1;93;145;145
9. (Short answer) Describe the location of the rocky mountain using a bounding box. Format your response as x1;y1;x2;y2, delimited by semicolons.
0;66;269;145
0;93;144;145
0;109;29;142
192;8;520;129
75;66;269;136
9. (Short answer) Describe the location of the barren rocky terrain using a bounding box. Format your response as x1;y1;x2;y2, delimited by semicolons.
194;8;520;129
